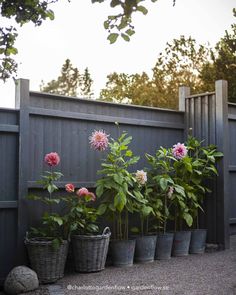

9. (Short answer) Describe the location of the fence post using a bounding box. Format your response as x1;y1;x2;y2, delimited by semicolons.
179;86;190;112
15;79;30;264
215;80;230;249
179;86;190;139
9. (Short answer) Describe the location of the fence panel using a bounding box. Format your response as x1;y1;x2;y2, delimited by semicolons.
228;103;236;225
0;108;19;283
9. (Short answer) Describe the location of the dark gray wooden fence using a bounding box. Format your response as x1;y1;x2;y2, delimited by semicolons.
0;79;185;283
0;78;232;283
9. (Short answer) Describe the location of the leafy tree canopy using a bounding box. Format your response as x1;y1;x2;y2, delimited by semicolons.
40;59;94;98
100;23;236;108
100;36;211;109
200;23;236;101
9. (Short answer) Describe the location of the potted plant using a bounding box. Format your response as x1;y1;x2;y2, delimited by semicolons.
64;185;111;272
170;137;223;256
131;171;157;263
145;147;175;260
91;128;145;267
183;136;223;254
25;152;69;284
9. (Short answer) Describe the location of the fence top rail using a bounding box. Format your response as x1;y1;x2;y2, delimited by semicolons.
228;102;236;107
186;91;215;99
30;90;184;114
0;107;19;113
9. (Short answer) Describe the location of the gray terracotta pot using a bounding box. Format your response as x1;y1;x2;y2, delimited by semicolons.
189;229;207;254
110;239;136;267
155;232;174;260
172;231;191;257
134;235;157;263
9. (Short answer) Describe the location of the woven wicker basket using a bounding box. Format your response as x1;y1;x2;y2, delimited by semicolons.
72;227;111;272
25;238;68;284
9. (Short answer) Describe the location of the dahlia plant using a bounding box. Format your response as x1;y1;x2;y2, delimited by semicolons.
90;128;146;240
63;186;99;235
146;137;223;232
174;136;223;229
27;152;68;248
146;147;176;234
130;170;155;236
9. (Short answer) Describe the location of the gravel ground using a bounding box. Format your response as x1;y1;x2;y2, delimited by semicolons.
58;235;236;295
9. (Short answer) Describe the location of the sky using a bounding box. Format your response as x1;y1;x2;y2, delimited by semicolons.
0;0;235;108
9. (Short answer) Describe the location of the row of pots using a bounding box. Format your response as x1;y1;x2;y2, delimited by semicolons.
25;228;206;283
111;229;207;267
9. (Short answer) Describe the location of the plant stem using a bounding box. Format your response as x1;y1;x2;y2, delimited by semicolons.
113;212;116;240
146;216;149;235
141;215;144;237
119;212;122;240
126;209;128;240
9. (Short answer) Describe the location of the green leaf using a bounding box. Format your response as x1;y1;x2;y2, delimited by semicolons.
96;185;104;197
108;33;119;44
183;212;193;227
125;29;135;36
141;205;153;217
159;178;168;191
53;216;63;226
114;191;126;212
213;152;223;158
174;185;185;197
121;33;130;42
110;0;121;7
125;150;133;157
114;174;123;185
97;203;107;215
136;5;148;15
104;20;109;29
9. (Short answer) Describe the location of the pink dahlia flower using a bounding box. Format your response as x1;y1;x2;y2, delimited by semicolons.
172;143;188;160
76;187;89;197
87;192;96;202
44;152;60;166
65;183;75;193
89;130;109;151
135;170;147;185
167;186;174;198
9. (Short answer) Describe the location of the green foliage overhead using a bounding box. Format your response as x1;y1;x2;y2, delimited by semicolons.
0;0;176;82
0;0;59;81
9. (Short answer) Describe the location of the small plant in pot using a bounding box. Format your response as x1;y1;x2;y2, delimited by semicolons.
25;152;69;284
64;185;111;272
183;136;223;254
91;128;144;267
171;138;223;256
131;171;157;263
170;142;197;257
146;147;176;260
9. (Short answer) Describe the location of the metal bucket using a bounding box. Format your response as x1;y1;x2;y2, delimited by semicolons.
134;235;157;263
189;229;207;254
111;239;136;267
172;231;191;257
155;232;174;260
